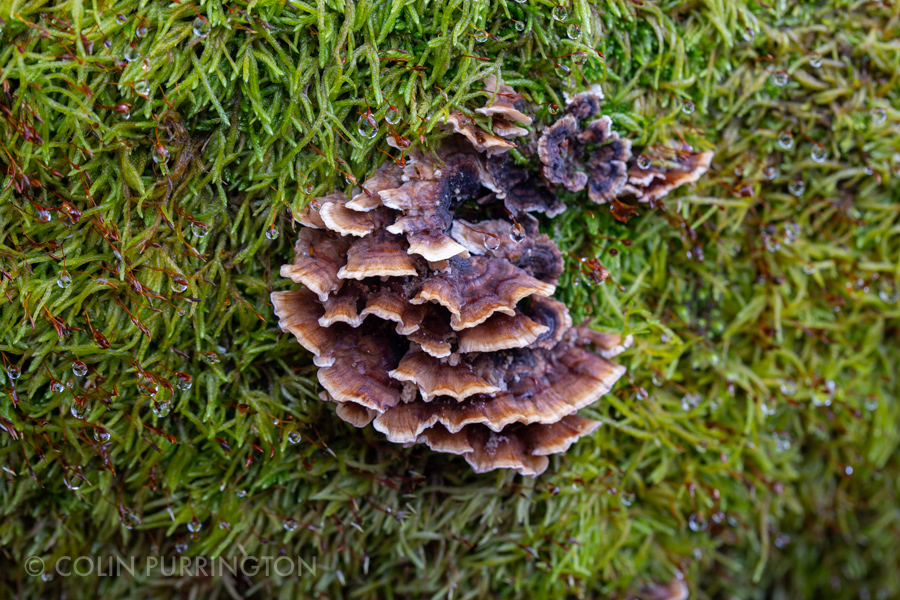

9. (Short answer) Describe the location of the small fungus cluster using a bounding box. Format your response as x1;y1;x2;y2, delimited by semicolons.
273;79;712;476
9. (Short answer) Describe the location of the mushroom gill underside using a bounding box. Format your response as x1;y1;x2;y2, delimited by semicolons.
272;85;711;476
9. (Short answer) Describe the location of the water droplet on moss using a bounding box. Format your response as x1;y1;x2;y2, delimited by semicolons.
620;491;635;506
265;225;279;240
551;5;567;21
681;393;700;411
116;14;127;25
870;107;887;124
483;235;500;251
187;517;202;532
810;145;827;163
547;103;559;115
192;17;210;38
6;365;21;381
134;79;151;96
809;53;822;68
571;51;588;66
682;101;695;115
170;275;188;293
51;381;65;393
94;428;110;442
787;178;805;196
636;155;651;170
72;362;88;377
123;45;138;63
688;513;707;532
554;63;571;78
191;222;210;237
566;24;581;40
777;131;793;149
780;379;796;396
742;27;755;41
283;518;299;532
384;106;401;125
474;32;488;43
152;401;171;417
514;20;525;32
771;71;789;87
357;114;378;139
57;270;72;289
287;431;302;444
70;402;90;419
175;373;192;391
205;352;219;364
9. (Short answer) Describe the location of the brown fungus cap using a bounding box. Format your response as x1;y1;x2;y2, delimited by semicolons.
624;150;714;204
280;228;349;301
440;112;516;156
537;116;588;192
388;350;501;402
337;229;419;280
272;83;666;476
475;75;533;126
412;256;555;330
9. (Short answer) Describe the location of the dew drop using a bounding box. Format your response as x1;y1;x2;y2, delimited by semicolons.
845;466;853;476
870;107;887;125
509;223;526;243
877;280;899;304
283;518;299;532
810;145;827;163
37;209;51;222
287;431;302;444
116;14;127;25
651;372;665;386
70;402;90;419
64;466;84;490
152;144;169;165
6;365;21;381
636;154;651;170
761;401;776;417
777;131;794;150
141;58;151;73
187;517;202;533
474;33;488;43
175;543;188;553
72;361;88;377
191;222;210;237
571;51;588;66
688;513;707;532
170;275;188;293
152;400;171;418
136;25;148;38
57;270;72;289
175;373;192;391
771;71;789;87
554;63;571;78
384;106;401;125
134;79;151;96
566;24;581;40
51;381;65;393
682;101;695;115
514;20;525;32
483;234;501;251
763;165;778;180
265;225;279;240
218;520;230;529
809;53;822;68
779;379;796;396
620;491;635;507
742;27;755;42
205;352;219;364
514;0;526;3
94;428;111;442
547;103;559;115
787;178;805;197
141;379;159;397
681;393;701;411
865;398;879;412
192;16;211;38
236;489;247;498
123;45;138;63
551;5;567;21
357;113;378;139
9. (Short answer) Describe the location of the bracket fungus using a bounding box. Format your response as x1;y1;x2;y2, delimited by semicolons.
274;83;712;476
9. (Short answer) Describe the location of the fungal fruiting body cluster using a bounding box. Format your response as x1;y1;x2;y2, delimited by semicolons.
273;80;712;476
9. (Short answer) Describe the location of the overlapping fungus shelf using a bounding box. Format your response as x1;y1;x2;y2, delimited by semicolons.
273;80;712;476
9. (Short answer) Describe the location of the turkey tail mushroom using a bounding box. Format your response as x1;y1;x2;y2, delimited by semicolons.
268;83;711;477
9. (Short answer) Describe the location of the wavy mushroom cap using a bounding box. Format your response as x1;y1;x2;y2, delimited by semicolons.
537;116;588;192
476;75;534;126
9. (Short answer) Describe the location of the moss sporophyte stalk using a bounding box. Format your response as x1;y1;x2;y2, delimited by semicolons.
1;1;899;599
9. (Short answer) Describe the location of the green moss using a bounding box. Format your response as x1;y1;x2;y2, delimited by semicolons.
0;0;898;598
